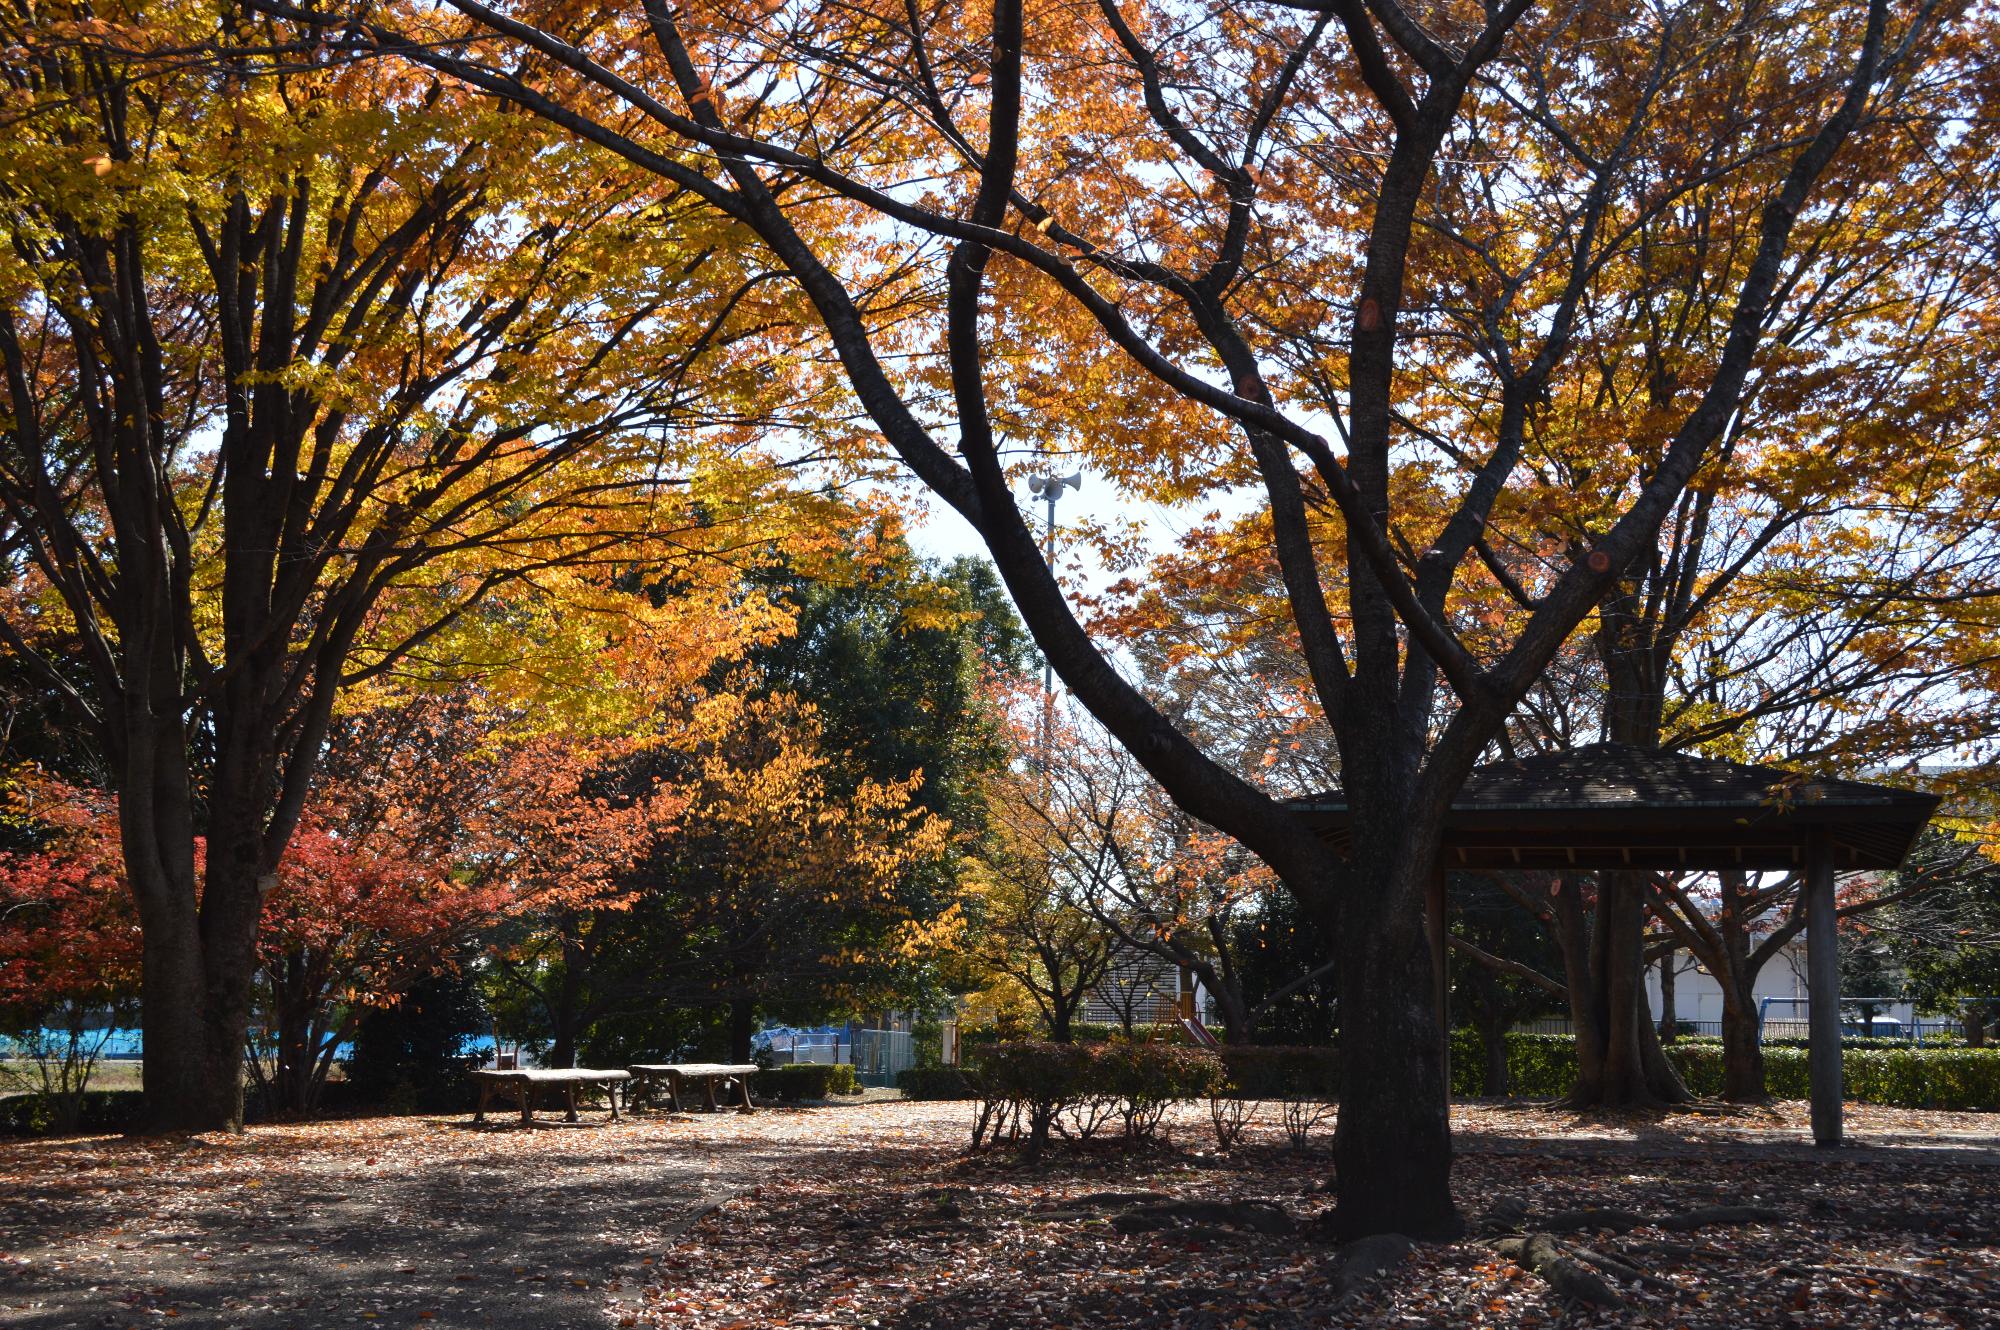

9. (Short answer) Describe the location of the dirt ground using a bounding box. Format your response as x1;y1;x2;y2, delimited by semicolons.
2;1097;1997;1329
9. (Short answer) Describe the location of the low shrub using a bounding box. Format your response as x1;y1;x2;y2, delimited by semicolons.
1675;1035;1967;1051
0;1088;144;1136
1098;1041;1224;1140
1453;1032;2000;1110
897;1066;977;1100
1216;1045;1339;1100
969;1040;1223;1153
762;1062;858;1102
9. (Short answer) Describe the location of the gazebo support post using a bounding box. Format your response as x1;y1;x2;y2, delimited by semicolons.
1427;865;1450;1094
1805;833;1843;1147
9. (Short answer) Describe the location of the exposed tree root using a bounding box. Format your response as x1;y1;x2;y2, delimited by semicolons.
1110;1198;1295;1236
1494;1234;1625;1307
1487;1198;1784;1236
1329;1233;1414;1301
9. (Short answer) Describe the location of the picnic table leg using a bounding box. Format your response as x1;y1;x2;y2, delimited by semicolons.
666;1071;684;1113
520;1082;536;1127
609;1080;622;1122
564;1083;580;1123
474;1080;490;1124
736;1075;754;1115
702;1075;719;1112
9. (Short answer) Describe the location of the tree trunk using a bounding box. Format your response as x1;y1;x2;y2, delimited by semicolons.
1720;980;1768;1101
136;926;245;1132
1208;980;1253;1045
1330;849;1459;1240
122;730;254;1133
549;914;588;1068
1657;947;1679;1040
1563;873;1689;1107
728;998;755;1063
1047;989;1075;1042
1964;1005;1988;1048
273;954;316;1118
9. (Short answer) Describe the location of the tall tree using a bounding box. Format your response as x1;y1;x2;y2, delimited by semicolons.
327;0;1944;1235
534;546;1023;1060
0;3;795;1129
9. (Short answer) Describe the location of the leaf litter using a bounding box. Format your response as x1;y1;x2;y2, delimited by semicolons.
1;1097;1995;1328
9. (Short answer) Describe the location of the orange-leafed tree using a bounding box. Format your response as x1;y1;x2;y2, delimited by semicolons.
313;0;1978;1236
494;686;955;1064
0;777;142;1127
249;689;675;1115
0;3;809;1130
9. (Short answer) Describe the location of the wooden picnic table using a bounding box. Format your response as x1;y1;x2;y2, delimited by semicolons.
626;1063;759;1114
470;1068;632;1125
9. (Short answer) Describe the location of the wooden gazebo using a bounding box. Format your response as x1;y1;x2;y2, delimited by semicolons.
1288;743;1941;1144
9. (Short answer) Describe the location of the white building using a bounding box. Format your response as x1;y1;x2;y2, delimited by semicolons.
1642;937;1919;1035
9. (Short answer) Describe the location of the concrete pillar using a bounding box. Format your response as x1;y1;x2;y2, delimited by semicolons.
1806;834;1843;1147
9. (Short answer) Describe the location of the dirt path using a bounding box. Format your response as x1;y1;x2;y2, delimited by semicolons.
4;1096;1996;1329
0;1108;824;1329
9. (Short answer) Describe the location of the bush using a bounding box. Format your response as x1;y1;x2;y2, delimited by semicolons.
1098;1042;1224;1140
970;1041;1098;1152
1216;1045;1339;1100
762;1062;859;1102
0;1088;143;1136
1448;1031;2000;1111
897;1066;976;1100
969;1040;1222;1153
1676;1035;1967;1051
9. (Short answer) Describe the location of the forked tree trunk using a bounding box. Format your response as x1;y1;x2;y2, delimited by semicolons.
1563;873;1690;1108
1719;978;1768;1100
121;720;260;1133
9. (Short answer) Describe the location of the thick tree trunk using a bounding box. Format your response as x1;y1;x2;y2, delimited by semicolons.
1965;1005;1988;1048
1720;981;1768;1101
122;723;255;1133
1330;843;1459;1240
728;998;755;1063
137;926;245;1131
1563;874;1689;1107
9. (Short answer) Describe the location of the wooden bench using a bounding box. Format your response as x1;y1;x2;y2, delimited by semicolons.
626;1063;758;1114
470;1068;632;1125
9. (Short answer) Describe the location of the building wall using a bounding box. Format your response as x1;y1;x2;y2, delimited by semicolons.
1642;938;1917;1028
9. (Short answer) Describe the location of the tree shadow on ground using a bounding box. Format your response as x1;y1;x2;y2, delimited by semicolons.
0;1112;772;1330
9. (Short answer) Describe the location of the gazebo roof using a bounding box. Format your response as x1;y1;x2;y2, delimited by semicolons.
1286;742;1940;872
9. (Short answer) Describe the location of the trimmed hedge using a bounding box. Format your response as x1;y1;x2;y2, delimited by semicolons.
762;1062;858;1102
1216;1045;1340;1100
897;1066;977;1100
1454;1032;2000;1110
1;1089;144;1136
968;1040;1224;1151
